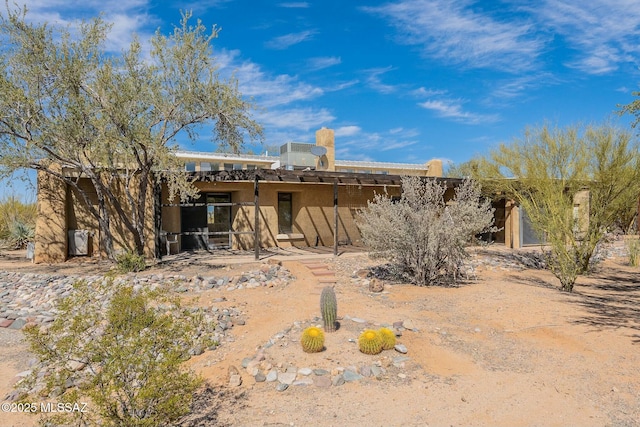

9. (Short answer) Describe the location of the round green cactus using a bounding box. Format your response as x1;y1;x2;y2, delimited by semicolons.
358;329;383;355
301;326;325;353
378;327;397;350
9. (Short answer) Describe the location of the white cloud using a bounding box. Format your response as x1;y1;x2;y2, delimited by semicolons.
411;87;447;98
11;0;156;53
334;126;362;137
325;80;359;92
219;50;324;107
307;56;342;71
265;30;316;50
257;108;335;131
364;0;545;73
529;0;640;74
364;66;399;94
489;73;558;101
278;2;310;8
334;127;425;160
380;140;418;151
418;99;499;125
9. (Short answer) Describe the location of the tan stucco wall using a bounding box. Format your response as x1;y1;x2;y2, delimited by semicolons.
35;167;68;263
36;172;157;263
161;181;403;252
504;199;519;249
503;190;590;249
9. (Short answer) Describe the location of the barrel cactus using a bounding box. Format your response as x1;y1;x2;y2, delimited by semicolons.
320;286;337;332
301;326;325;353
358;329;383;355
378;327;396;350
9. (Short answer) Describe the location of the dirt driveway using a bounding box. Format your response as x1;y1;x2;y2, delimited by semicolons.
1;246;639;426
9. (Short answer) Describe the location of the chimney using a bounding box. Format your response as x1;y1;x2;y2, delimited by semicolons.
315;127;335;171
424;159;443;177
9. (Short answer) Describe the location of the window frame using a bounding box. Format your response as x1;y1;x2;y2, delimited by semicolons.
278;192;293;234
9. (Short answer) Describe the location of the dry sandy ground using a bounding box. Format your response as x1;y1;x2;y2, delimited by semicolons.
1;246;639;427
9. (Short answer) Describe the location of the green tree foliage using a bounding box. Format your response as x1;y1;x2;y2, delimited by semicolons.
0;6;262;259
466;123;640;291
20;279;216;426
358;177;495;286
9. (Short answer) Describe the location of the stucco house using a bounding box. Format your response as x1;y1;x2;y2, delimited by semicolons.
34;127;570;263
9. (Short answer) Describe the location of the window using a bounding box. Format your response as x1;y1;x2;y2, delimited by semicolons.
200;162;211;172
224;163;233;171
278;193;293;233
185;162;196;172
233;163;243;170
211;163;219;171
246;164;256;170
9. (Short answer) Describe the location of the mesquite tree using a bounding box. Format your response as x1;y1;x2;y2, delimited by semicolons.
0;6;262;259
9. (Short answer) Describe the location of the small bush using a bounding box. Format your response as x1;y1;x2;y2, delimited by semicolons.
19;279;216;427
116;250;146;272
0;196;36;248
358;177;495;286
8;219;34;249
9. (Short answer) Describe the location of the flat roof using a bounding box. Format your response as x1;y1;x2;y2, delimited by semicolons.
175;150;277;163
175;150;431;171
335;159;428;170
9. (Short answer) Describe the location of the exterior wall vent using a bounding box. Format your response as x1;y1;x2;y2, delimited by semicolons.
68;229;89;256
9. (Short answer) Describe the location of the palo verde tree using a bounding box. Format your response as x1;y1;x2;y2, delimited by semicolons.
463;123;640;292
0;6;262;259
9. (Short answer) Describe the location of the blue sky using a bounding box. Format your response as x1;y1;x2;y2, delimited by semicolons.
4;0;640;198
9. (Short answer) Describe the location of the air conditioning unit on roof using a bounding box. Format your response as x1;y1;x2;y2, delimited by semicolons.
279;142;316;169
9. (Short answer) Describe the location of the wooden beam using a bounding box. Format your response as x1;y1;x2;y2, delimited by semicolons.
254;174;260;261
334;180;338;256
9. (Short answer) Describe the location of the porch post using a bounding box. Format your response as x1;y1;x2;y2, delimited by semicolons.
333;180;338;256
254;174;260;261
154;181;162;260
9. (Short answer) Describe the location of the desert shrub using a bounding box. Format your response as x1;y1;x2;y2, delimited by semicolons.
115;250;146;272
358;176;495;286
19;279;216;427
8;219;34;249
0;196;36;248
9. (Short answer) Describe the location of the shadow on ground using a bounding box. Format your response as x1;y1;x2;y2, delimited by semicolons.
177;385;246;427
569;269;640;342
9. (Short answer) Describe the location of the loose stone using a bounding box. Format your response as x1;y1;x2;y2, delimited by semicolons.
332;375;345;387
278;372;296;385
313;375;332;388
297;367;312;376
292;378;313;386
394;344;408;354
343;370;363;382
266;369;278;382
